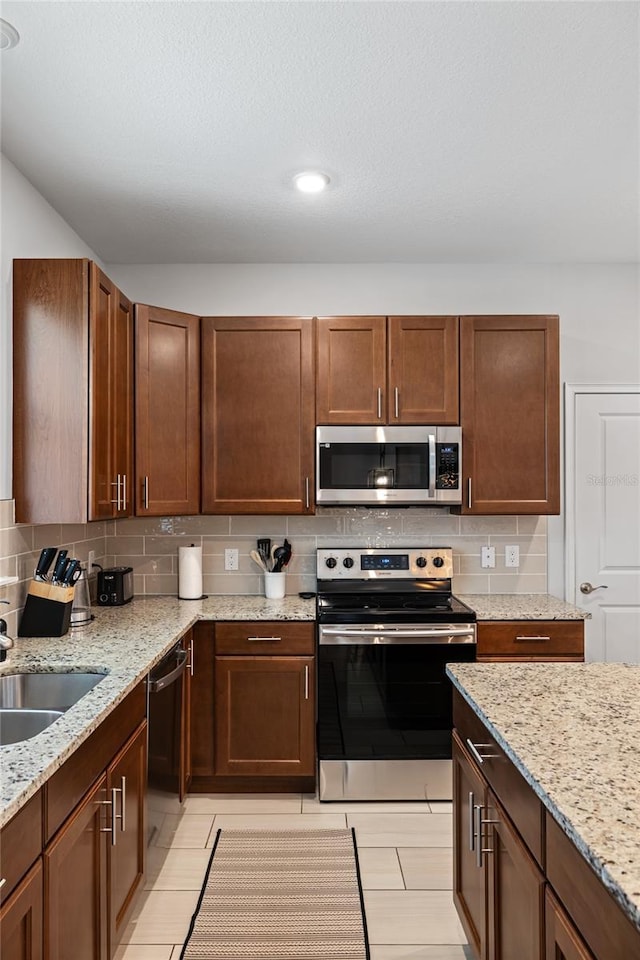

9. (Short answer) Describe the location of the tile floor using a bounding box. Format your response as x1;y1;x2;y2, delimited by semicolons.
115;794;472;960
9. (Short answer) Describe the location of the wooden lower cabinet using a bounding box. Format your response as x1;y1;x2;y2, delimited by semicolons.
545;889;595;960
486;790;545;960
453;691;640;960
453;735;544;960
107;723;147;952
45;774;109;960
215;656;315;776
0;860;43;960
453;731;487;958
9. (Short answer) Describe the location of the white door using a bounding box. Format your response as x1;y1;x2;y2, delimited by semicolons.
567;386;640;661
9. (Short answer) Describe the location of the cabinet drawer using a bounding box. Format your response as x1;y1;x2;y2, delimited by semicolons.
453;691;544;866
477;621;584;660
215;621;315;655
0;790;42;905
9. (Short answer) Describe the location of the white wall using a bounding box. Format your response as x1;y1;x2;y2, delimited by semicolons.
108;261;640;598
0;155;101;498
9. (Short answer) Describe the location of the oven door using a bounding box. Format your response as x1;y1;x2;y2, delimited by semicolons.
317;622;476;799
316;425;462;505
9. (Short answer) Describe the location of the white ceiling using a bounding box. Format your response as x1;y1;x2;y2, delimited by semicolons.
1;1;638;264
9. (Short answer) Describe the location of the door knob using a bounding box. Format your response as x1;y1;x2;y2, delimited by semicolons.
579;582;608;595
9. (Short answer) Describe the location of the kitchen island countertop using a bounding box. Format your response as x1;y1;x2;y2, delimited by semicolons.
0;594;314;827
447;661;640;933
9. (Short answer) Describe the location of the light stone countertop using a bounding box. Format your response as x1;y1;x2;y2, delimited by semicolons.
458;593;590;620
447;662;640;932
0;594;315;828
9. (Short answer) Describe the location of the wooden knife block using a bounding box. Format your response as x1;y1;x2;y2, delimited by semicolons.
18;581;75;637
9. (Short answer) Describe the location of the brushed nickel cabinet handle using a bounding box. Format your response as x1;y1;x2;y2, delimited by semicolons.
247;636;282;642
377;387;382;419
394;387;399;419
120;776;126;832
304;664;310;700
122;474;127;511
305;476;310;510
143;476;150;510
111;475;122;510
465;738;498;765
468;791;475;852
467;477;472;509
514;635;551;642
189;633;194;676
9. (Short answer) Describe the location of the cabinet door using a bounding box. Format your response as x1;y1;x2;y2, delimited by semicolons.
388;316;459;424
545;889;595;960
111;288;134;518
0;860;43;960
190;622;215;779
486;790;545;960
201;317;315;514
215;656;315;776
89;264;116;520
107;722;147;955
452;732;487;960
316;316;387;423
45;774;109;960
459;316;560;515
135;305;200;515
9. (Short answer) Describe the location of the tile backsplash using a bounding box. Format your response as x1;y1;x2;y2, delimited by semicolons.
0;500;547;633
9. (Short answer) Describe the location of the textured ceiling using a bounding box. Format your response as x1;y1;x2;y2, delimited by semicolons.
1;1;638;264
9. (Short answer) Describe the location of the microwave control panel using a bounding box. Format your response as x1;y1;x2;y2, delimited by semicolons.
436;443;460;490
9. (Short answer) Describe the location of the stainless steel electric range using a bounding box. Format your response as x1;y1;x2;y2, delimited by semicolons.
316;546;476;802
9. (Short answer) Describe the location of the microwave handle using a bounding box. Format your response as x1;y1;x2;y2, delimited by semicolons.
428;434;436;498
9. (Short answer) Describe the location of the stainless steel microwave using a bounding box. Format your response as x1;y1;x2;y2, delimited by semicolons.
316;425;462;506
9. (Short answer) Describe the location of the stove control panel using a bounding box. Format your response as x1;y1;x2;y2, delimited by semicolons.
317;547;453;579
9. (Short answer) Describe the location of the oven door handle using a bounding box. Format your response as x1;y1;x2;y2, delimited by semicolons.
147;649;188;693
319;626;476;644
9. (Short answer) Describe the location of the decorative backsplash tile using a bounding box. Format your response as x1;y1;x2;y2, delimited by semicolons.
0;501;547;631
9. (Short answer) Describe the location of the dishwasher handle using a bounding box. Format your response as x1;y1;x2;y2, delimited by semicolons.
148;648;188;694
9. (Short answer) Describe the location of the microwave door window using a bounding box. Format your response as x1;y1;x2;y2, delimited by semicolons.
319;442;429;490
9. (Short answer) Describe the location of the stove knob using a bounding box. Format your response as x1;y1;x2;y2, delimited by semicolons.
343;557;354;568
416;556;427;568
433;556;445;568
325;557;337;569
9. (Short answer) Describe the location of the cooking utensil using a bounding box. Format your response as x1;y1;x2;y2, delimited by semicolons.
51;550;69;584
257;538;271;570
270;543;278;569
250;549;268;572
34;547;56;582
272;545;288;573
282;538;292;568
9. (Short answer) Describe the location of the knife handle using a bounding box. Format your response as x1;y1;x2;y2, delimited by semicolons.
51;550;69;584
35;547;57;581
62;559;80;585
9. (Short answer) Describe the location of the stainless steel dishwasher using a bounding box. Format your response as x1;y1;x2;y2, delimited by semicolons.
146;638;190;844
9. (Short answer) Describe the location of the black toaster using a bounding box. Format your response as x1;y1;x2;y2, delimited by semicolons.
97;566;134;606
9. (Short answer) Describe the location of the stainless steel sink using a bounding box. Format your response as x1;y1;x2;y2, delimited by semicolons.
0;708;65;745
0;672;104;710
0;672;105;744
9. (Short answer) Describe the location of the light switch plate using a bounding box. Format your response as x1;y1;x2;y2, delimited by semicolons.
481;546;496;568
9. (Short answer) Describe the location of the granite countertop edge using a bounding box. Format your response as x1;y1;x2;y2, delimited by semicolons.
0;594;315;828
446;667;640;933
458;593;590;621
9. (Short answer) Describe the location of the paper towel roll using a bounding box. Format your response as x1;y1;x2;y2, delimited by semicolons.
178;544;203;599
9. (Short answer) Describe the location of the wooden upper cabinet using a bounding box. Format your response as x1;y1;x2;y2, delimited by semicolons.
13;259;133;523
458;315;560;515
201;317;315;514
316;316;459;424
135;305;200;515
316;316;386;423
387;316;459;423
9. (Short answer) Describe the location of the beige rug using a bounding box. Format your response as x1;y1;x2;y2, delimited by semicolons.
180;828;370;959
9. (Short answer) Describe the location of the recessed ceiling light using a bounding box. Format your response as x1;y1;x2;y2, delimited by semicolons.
0;19;20;50
294;172;330;194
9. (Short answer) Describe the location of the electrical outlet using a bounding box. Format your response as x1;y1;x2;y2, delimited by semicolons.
481;546;495;568
505;545;520;568
224;548;239;571
88;550;96;572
